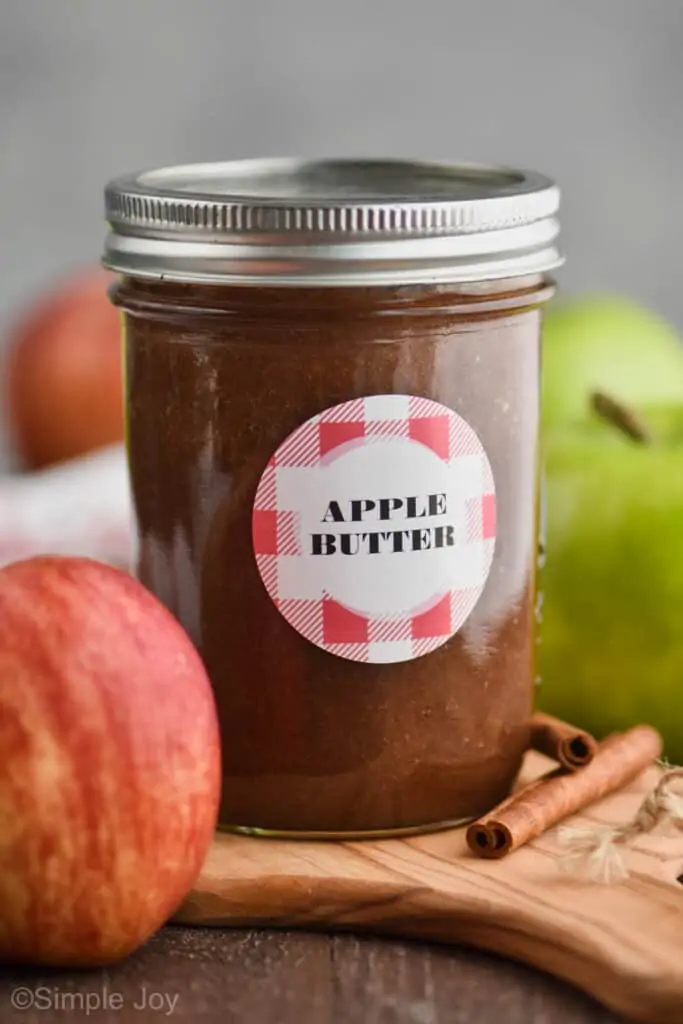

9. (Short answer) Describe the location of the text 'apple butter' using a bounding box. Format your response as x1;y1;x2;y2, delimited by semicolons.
103;158;563;837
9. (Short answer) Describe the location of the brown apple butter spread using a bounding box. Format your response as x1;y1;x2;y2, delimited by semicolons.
103;159;562;836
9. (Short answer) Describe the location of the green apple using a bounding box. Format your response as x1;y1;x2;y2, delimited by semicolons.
539;295;683;758
542;294;683;429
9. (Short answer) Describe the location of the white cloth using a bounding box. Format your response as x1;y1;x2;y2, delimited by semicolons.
0;444;133;568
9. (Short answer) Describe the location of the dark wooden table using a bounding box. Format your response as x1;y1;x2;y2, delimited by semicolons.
0;927;624;1023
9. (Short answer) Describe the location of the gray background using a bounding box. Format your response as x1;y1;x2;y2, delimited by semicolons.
1;0;681;461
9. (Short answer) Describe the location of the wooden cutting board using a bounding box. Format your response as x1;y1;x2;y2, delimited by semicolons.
173;752;683;1023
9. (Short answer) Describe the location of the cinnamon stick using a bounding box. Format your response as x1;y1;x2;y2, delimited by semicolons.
530;712;598;771
467;725;662;860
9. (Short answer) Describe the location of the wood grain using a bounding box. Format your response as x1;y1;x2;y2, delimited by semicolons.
174;752;683;1023
0;928;622;1023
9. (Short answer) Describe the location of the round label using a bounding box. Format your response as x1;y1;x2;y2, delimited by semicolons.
252;395;496;663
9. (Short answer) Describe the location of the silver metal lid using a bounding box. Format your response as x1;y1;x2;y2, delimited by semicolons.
103;158;562;286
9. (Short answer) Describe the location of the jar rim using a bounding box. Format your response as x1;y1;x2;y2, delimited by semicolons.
103;157;563;286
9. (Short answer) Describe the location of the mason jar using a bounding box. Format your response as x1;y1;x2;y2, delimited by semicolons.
103;159;562;837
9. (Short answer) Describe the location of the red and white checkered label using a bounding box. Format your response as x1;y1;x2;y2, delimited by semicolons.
253;395;496;664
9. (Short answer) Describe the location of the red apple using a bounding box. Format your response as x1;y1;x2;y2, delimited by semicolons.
0;557;221;967
5;267;124;469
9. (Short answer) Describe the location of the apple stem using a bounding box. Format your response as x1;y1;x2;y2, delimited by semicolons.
590;391;652;444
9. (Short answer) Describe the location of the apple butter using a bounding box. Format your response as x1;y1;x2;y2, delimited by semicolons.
103;159;562;836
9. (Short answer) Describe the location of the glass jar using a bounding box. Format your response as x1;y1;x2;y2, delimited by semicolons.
103;159;562;837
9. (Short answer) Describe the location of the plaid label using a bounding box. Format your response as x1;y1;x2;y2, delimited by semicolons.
253;395;495;664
